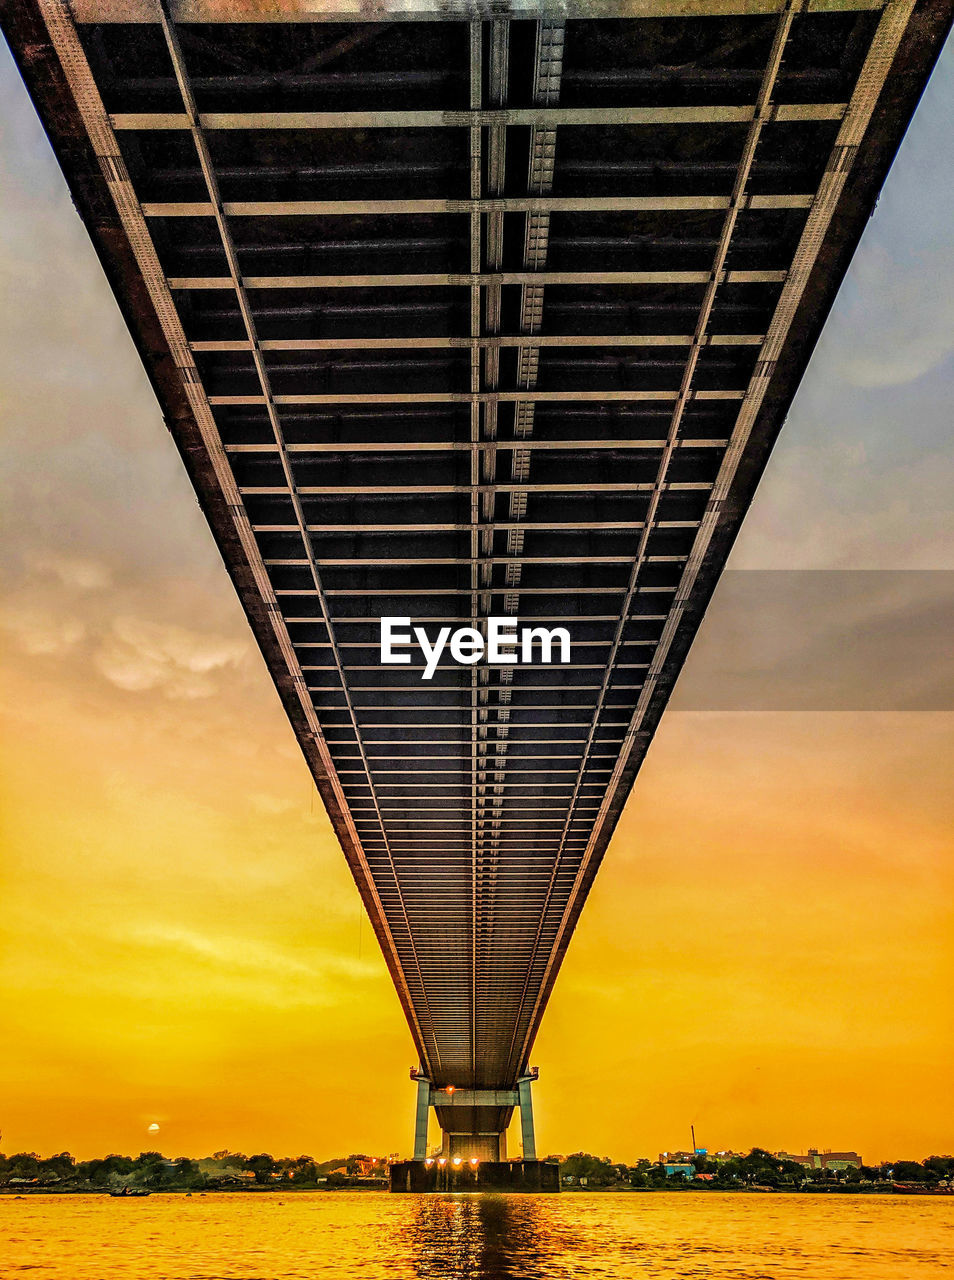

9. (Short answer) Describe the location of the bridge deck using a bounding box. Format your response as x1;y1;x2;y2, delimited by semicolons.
3;0;949;1099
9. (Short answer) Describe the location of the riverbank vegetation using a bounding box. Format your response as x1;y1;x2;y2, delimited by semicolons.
556;1150;954;1192
0;1150;385;1192
2;1148;952;1194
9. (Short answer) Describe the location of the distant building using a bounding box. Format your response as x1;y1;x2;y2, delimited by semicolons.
663;1163;696;1180
776;1149;862;1170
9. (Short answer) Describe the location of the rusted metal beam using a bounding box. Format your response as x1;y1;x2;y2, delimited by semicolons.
143;194;814;217
111;103;848;130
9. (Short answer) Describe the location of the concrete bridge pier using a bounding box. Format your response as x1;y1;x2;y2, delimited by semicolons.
393;1070;556;1191
410;1067;538;1164
518;1074;536;1161
412;1074;431;1162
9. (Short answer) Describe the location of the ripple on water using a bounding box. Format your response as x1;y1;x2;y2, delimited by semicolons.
0;1192;952;1280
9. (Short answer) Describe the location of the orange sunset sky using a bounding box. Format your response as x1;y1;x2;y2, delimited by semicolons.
1;36;952;1165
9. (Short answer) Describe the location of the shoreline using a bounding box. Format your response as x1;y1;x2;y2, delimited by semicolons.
4;1184;951;1198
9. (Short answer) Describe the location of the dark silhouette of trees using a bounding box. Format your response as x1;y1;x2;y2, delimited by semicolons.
1;1146;951;1193
244;1154;277;1185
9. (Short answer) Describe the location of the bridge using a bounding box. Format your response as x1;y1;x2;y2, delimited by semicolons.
4;0;949;1172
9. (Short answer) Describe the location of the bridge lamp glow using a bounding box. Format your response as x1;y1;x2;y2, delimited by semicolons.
469;1158;479;1166
437;1158;447;1166
444;1085;455;1095
425;1159;434;1167
452;1157;462;1166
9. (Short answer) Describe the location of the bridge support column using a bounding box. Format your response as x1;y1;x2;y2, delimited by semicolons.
408;1067;539;1162
395;1069;555;1191
412;1074;431;1161
518;1073;536;1160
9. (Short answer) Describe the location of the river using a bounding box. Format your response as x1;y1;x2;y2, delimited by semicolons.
2;1191;952;1278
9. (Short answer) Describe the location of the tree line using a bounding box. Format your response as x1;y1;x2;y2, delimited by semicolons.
0;1150;382;1191
556;1149;954;1189
2;1148;952;1192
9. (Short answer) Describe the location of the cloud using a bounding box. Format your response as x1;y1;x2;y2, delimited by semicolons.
838;244;954;388
0;605;85;656
833;61;954;391
248;792;296;816
94;617;248;698
27;552;112;592
122;924;380;995
133;924;318;979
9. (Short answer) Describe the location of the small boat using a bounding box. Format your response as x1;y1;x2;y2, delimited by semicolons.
108;1187;151;1197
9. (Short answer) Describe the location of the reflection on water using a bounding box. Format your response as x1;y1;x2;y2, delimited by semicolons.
404;1194;578;1278
1;1191;952;1279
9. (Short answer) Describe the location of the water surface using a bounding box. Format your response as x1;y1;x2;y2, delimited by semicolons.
2;1191;953;1278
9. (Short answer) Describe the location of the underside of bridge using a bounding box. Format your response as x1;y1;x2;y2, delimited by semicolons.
4;0;949;1162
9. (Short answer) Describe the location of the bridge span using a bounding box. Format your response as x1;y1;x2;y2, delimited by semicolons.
4;0;949;1166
